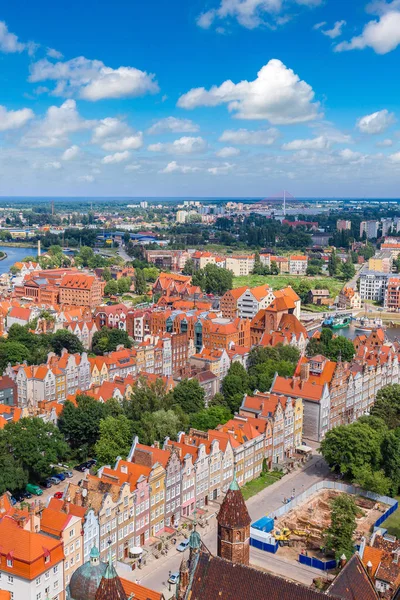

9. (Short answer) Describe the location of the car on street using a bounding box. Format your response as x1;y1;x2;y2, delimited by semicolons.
26;484;43;496
54;473;66;481
54;491;64;499
75;463;88;472
50;477;61;485
64;470;73;478
13;491;25;502
40;479;53;489
86;459;97;468
176;539;190;552
168;572;179;585
22;491;32;499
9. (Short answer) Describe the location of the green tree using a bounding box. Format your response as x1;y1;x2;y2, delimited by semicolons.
117;276;132;294
203;264;233;295
320;421;383;478
328;250;339;277
182;259;195;276
123;378;167;422
142;267;159;282
138;409;184;445
91;327;132;354
50;330;84;355
2;418;68;481
102;267;112;281
0;341;30;371
135;268;147;295
371;384;400;429
341;259;355;280
326;337;355;362
169;379;205;414
190;406;232;430
0;450;28;494
324;494;358;560
58;395;106;454
382;430;400;493
209;392;229;408
104;280;119;296
95;415;133;466
222;362;250;412
270;260;279;275
352;466;391;495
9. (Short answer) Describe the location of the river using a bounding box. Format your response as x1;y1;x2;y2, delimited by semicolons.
0;245;36;274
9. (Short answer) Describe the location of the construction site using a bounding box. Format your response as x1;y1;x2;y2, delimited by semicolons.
272;489;390;561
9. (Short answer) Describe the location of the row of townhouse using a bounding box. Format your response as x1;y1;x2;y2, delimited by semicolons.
270;329;400;442
4;351;91;409
64;404;303;564
0;492;162;600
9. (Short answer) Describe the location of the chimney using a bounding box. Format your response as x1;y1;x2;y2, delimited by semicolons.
366;560;373;575
340;554;347;568
153;441;160;449
74;489;83;507
300;362;310;382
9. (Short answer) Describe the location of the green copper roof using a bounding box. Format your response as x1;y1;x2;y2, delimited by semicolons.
90;546;100;559
189;529;201;550
229;473;240;491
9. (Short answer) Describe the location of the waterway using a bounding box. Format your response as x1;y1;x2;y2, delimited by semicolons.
0;245;36;274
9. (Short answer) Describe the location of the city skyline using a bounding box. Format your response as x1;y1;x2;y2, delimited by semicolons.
1;0;400;196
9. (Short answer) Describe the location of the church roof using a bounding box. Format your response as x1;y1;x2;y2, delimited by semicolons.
68;559;107;600
217;481;251;529
95;563;127;600
188;551;329;600
327;554;379;600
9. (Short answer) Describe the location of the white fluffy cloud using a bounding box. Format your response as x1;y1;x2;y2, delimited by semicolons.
29;56;159;101
208;162;234;175
339;149;363;162
0;105;34;131
216;146;240;157
196;0;322;30
61;145;80;161
321;20;346;38
178;59;320;125
335;11;400;54
282;135;330;150
44;161;61;170
21;99;92;148
389;151;400;163
148;117;199;134
377;138;393;147
91;118;129;143
79;174;95;182
219;127;279;145
102;134;143;151
161;161;200;174
357;109;396;134
148;136;207;154
47;48;63;59
101;151;130;164
0;21;25;53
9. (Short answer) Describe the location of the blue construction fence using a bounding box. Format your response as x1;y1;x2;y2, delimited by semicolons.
299;555;336;571
250;537;279;554
375;500;398;529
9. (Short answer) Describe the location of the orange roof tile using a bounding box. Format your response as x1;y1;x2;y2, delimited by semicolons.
121;578;163;600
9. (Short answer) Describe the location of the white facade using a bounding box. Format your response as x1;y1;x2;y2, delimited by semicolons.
359;271;389;302
0;561;64;600
83;509;100;564
237;288;274;319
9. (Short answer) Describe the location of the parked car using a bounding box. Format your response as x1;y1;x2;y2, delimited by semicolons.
74;464;88;472
86;459;97;468
176;539;190;552
50;477;61;485
26;484;43;496
40;479;53;489
168;572;179;585
10;496;16;506
54;473;66;481
22;491;32;499
53;491;63;499
13;491;25;502
64;470;73;478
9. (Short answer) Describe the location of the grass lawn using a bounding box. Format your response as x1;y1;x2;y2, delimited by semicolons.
382;497;400;538
232;274;344;298
241;470;283;501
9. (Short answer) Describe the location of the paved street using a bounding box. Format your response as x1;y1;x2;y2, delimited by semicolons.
16;468;85;510
119;455;331;597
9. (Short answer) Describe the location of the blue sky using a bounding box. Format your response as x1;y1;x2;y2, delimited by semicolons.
1;0;400;197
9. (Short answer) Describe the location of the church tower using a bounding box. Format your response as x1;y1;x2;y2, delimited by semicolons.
217;476;251;566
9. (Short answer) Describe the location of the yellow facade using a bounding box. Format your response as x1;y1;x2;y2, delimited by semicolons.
149;463;166;537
